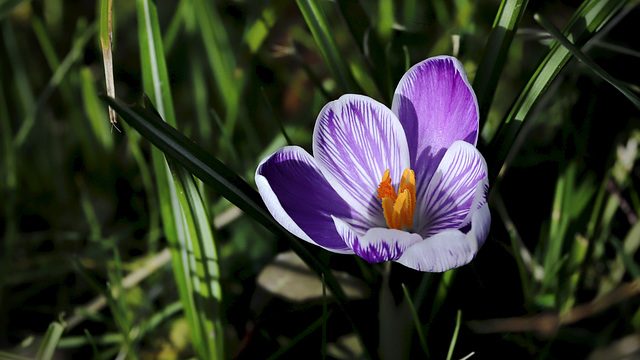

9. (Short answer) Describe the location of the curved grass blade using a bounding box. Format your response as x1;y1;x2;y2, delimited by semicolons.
296;0;357;93
534;13;640;108
474;0;529;131
101;95;373;358
485;0;630;181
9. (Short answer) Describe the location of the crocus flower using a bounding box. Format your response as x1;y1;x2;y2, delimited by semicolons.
255;56;490;272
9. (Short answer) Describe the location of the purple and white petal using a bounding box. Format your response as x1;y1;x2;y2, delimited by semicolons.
415;141;488;238
396;202;490;272
256;146;355;253
392;56;479;194
333;217;422;263
313;94;411;228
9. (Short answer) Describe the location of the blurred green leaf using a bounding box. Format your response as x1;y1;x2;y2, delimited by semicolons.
297;0;357;93
0;0;30;21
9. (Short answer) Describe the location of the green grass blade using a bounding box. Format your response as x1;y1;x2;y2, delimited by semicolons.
474;0;529;131
35;321;64;360
296;0;357;93
101;95;372;357
137;1;223;358
14;20;96;147
445;310;463;360
169;161;224;359
401;284;429;356
534;13;640;108
137;0;175;126
192;0;240;135
485;0;629;180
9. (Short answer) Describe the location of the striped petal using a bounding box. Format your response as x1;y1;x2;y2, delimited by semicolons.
313;94;411;228
256;146;355;253
333;217;422;263
415;141;488;237
396;203;490;272
392;56;479;198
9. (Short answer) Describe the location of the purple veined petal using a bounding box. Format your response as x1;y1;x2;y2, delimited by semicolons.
396;202;490;272
332;217;422;263
313;94;411;227
256;146;355;254
392;56;479;191
415;140;488;238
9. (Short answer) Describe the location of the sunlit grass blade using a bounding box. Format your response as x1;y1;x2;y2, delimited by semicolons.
534;12;640;108
136;0;222;358
474;0;529;132
445;310;462;360
101;95;372;357
169;159;224;359
296;0;357;93
35;321;64;360
485;0;629;180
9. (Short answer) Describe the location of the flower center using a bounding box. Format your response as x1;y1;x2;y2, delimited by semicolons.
376;168;416;230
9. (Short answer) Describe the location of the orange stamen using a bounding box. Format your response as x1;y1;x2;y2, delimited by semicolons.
376;168;416;230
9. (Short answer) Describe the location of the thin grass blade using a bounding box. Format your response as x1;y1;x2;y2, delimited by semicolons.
474;0;529;132
401;284;429;356
486;0;630;181
35;321;64;360
534;12;640;108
